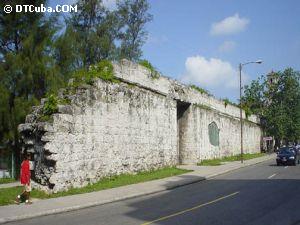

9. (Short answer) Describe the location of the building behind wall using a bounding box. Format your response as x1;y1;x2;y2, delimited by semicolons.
18;60;262;193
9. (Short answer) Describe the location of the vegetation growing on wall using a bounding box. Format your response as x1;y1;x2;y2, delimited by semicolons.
138;59;160;79
190;85;210;95
222;98;238;108
43;94;59;116
70;60;118;88
194;103;212;111
40;60;117;121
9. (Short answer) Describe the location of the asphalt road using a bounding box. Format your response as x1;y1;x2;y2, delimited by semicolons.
7;159;300;225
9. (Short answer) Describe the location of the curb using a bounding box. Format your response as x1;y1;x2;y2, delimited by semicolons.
0;177;206;225
205;155;275;179
0;155;274;224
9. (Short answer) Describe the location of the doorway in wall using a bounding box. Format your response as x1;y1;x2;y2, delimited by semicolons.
177;101;191;164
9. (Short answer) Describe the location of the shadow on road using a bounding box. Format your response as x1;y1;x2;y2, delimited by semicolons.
123;176;300;225
6;168;300;225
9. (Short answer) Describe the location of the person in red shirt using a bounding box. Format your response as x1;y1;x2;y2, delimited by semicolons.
15;153;32;205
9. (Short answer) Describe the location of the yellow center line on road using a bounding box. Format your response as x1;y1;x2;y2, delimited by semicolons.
140;191;240;225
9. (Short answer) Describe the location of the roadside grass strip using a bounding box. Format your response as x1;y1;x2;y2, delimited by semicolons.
140;191;240;225
0;178;16;184
197;153;266;166
0;167;191;206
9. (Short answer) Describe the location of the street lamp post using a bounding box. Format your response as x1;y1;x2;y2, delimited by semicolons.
239;60;262;163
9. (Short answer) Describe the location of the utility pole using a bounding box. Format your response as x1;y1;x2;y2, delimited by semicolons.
239;60;262;163
239;63;244;163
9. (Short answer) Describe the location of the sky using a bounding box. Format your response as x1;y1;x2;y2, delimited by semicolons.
49;0;300;102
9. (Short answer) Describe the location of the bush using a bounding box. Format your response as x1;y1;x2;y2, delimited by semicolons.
70;60;117;88
41;94;71;120
43;94;58;116
222;98;238;108
138;59;160;79
90;60;115;82
190;85;210;95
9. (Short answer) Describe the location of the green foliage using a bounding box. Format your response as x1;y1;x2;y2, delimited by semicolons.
0;178;16;184
243;106;252;119
242;77;265;116
65;0;152;66
197;153;266;166
264;69;300;142
0;0;61;167
89;60;115;81
70;60;117;88
243;69;300;143
194;103;212;111
42;93;71;119
38;115;53;123
0;186;24;206
43;94;59;116
66;0;112;66
0;0;152;178
138;59;160;79
224;99;229;108
222;98;238;108
117;0;153;61
190;85;210;95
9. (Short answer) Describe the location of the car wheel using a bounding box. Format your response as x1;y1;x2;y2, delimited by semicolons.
277;162;280;166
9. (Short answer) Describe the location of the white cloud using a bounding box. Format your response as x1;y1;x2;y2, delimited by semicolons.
181;55;248;89
210;13;249;36
218;41;236;53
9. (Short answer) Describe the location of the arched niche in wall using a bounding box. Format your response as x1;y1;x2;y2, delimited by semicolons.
208;121;219;146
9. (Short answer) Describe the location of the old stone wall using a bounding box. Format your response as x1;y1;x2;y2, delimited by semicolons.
19;60;262;193
179;105;261;164
21;80;177;192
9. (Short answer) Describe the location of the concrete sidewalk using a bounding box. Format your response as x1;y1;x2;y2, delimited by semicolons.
0;182;20;189
0;154;275;224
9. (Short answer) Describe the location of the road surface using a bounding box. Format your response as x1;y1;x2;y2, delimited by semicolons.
6;159;300;225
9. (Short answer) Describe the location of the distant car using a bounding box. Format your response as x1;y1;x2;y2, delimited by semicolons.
292;146;300;164
276;147;298;166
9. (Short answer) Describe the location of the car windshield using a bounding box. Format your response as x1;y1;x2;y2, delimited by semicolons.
279;148;292;154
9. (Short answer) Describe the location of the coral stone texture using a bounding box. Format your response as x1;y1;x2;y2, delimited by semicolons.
19;60;262;192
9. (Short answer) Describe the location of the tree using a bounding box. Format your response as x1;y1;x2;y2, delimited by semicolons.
0;0;154;178
279;69;300;142
66;0;119;67
241;76;265;116
243;68;300;146
0;0;59;175
117;0;152;61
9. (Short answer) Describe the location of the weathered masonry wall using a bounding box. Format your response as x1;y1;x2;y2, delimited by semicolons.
19;80;178;192
47;82;178;192
113;60;262;164
19;60;262;193
178;106;261;164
